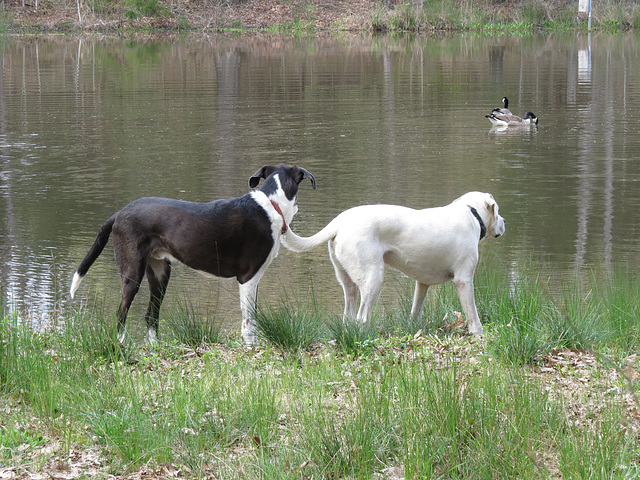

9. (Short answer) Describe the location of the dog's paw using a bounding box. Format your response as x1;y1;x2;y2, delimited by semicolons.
241;333;260;349
468;325;484;336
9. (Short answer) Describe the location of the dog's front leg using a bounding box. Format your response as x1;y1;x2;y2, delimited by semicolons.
453;276;483;336
239;279;260;347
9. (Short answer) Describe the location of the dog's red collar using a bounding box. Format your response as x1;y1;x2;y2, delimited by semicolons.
270;200;288;234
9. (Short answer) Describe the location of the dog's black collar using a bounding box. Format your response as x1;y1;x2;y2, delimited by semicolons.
468;206;486;240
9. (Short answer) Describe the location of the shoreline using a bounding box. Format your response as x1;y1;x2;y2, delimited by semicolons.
2;0;638;35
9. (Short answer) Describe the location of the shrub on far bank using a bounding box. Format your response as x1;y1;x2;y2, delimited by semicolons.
373;0;639;33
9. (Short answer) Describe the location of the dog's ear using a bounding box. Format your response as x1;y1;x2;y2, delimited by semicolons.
296;167;317;189
248;165;274;188
485;194;496;215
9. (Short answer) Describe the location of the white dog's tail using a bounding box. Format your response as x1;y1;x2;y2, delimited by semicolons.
282;221;339;253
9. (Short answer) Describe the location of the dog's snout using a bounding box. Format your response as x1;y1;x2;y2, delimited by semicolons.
494;216;506;238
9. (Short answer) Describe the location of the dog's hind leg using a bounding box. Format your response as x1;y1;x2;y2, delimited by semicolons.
113;232;148;343
355;266;385;324
453;275;483;336
116;260;146;344
410;281;430;320
328;240;358;319
144;258;172;344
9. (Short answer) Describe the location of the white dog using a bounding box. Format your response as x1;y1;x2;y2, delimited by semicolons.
282;192;505;335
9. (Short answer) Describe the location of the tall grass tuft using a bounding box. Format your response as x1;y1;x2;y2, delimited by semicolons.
491;320;550;366
554;281;609;350
1;313;79;422
0;315;38;394
326;316;377;356
254;301;324;352
478;262;640;365
479;266;555;364
397;360;562;478
302;392;399;477
217;373;281;449
559;407;639;478
83;397;169;466
388;4;420;32
66;303;136;363
165;299;225;348
593;271;640;352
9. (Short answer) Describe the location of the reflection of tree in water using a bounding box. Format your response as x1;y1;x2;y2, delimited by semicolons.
0;43;18;316
571;35;615;277
489;46;505;82
214;46;244;198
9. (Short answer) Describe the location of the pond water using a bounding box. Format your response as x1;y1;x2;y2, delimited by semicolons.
1;33;639;334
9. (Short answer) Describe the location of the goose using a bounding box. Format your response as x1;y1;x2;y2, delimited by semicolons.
492;96;512;115
485;110;538;126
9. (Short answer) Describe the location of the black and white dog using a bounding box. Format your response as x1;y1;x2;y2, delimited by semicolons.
70;164;316;346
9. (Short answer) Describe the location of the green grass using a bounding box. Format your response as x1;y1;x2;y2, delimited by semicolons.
2;263;640;477
164;298;225;348
254;299;324;353
372;0;639;33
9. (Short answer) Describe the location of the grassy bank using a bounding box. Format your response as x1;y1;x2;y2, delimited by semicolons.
372;0;640;33
1;0;639;34
2;264;640;478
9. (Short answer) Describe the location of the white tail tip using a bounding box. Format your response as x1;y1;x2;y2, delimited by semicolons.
70;272;83;299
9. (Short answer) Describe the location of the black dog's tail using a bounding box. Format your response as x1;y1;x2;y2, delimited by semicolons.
69;214;117;299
